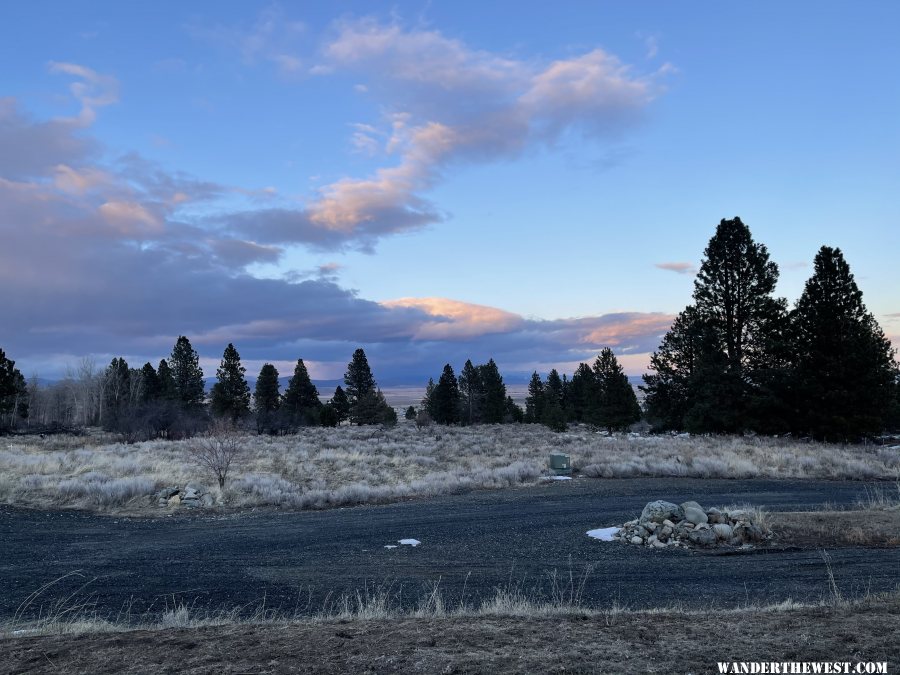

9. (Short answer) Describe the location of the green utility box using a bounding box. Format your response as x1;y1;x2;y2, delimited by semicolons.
549;453;571;475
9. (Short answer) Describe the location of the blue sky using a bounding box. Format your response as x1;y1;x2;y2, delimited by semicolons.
1;2;898;382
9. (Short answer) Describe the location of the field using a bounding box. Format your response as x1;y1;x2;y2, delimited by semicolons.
2;426;898;673
1;424;898;513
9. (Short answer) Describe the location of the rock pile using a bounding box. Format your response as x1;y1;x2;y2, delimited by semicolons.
155;484;215;508
615;499;769;549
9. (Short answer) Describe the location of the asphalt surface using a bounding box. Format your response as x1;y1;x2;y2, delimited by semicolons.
1;477;898;621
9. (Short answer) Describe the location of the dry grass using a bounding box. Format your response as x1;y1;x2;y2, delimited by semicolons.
1;425;898;512
770;482;900;547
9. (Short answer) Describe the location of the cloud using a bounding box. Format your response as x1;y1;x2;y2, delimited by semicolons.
381;297;524;340
3;26;674;381
655;262;696;275
0;98;97;179
222;17;670;251
187;6;306;75
48;61;119;126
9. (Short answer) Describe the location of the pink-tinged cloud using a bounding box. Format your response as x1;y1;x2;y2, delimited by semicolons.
98;200;163;236
655;262;696;275
577;313;675;347
225;18;672;251
381;297;524;340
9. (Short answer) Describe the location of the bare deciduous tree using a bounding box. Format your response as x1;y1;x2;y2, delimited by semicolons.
186;421;243;489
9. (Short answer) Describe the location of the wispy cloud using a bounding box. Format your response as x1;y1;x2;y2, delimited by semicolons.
221;16;672;251
655;262;696;275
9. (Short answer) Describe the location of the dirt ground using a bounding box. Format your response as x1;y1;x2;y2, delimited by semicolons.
770;510;900;548
3;599;898;674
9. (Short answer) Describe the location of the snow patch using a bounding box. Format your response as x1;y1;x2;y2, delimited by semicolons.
384;545;397;549
541;475;572;481
586;527;620;542
398;538;420;546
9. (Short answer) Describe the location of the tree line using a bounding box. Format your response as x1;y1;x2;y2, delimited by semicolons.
0;342;396;438
2;217;898;441
413;348;641;434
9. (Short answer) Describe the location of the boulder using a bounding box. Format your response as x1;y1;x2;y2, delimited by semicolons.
201;493;214;507
712;523;733;540
630;535;644;545
640;500;684;525
681;501;709;525
167;494;181;507
706;508;726;524
688;528;717;547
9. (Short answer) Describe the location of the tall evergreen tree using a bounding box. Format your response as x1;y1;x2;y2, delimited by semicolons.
643;218;787;432
478;359;506;423
330;386;350;425
641;306;706;431
591;349;642;433
139;362;160;404
210;343;251;422
432;364;461;425
283;358;321;425
344;348;378;423
102;357;132;431
568;363;595;423
169;336;205;410
421;378;436;419
254;363;281;433
254;364;281;414
157;359;177;400
790;246;897;440
545;369;564;408
458;359;483;425
344;348;376;402
525;371;544;423
693;217;782;374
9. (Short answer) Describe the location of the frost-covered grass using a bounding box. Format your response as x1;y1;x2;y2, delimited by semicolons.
0;425;898;512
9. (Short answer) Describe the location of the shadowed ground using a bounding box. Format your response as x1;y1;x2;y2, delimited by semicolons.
1;477;898;622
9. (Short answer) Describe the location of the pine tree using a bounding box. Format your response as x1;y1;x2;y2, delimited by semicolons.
330;386;350;424
642;218;787;432
344;348;376;402
210;343;251;422
432;364;461;425
169;336;205;410
590;349;641;433
641;306;707;431
139;363;160;404
568;363;595;423
157;359;177;400
479;359;506;424
283;358;321;426
525;371;544;423
254;363;281;433
421;378;436;418
102;357;131;431
790;246;897;440
344;348;378;424
405;406;417;420
255;364;281;414
458;359;483;425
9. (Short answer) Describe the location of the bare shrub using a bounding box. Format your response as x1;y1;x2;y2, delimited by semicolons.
187;422;244;489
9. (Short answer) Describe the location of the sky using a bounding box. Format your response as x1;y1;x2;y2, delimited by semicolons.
2;1;898;384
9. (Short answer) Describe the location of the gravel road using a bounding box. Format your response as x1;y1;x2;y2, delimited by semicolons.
2;477;898;621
